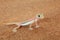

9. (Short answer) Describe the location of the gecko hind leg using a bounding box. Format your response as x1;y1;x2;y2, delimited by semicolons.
29;24;33;30
12;25;21;32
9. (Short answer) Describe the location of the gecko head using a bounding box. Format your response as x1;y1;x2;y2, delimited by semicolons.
36;13;44;19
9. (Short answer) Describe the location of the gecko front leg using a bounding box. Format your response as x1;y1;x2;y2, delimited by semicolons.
35;19;40;28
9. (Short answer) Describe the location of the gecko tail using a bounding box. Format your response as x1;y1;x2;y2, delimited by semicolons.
5;22;21;32
5;22;21;26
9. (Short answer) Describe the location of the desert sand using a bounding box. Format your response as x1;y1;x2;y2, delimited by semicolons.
0;0;60;40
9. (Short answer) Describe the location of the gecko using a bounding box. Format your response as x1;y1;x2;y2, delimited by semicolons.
6;13;44;32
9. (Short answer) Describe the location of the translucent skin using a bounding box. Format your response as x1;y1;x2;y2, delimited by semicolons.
6;13;44;32
21;18;38;26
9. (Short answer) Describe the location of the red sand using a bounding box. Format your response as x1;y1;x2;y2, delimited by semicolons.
0;0;60;40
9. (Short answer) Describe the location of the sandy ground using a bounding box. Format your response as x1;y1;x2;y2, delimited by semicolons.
0;0;60;40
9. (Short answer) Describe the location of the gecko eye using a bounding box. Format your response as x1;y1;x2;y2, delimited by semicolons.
38;15;40;17
36;13;44;19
